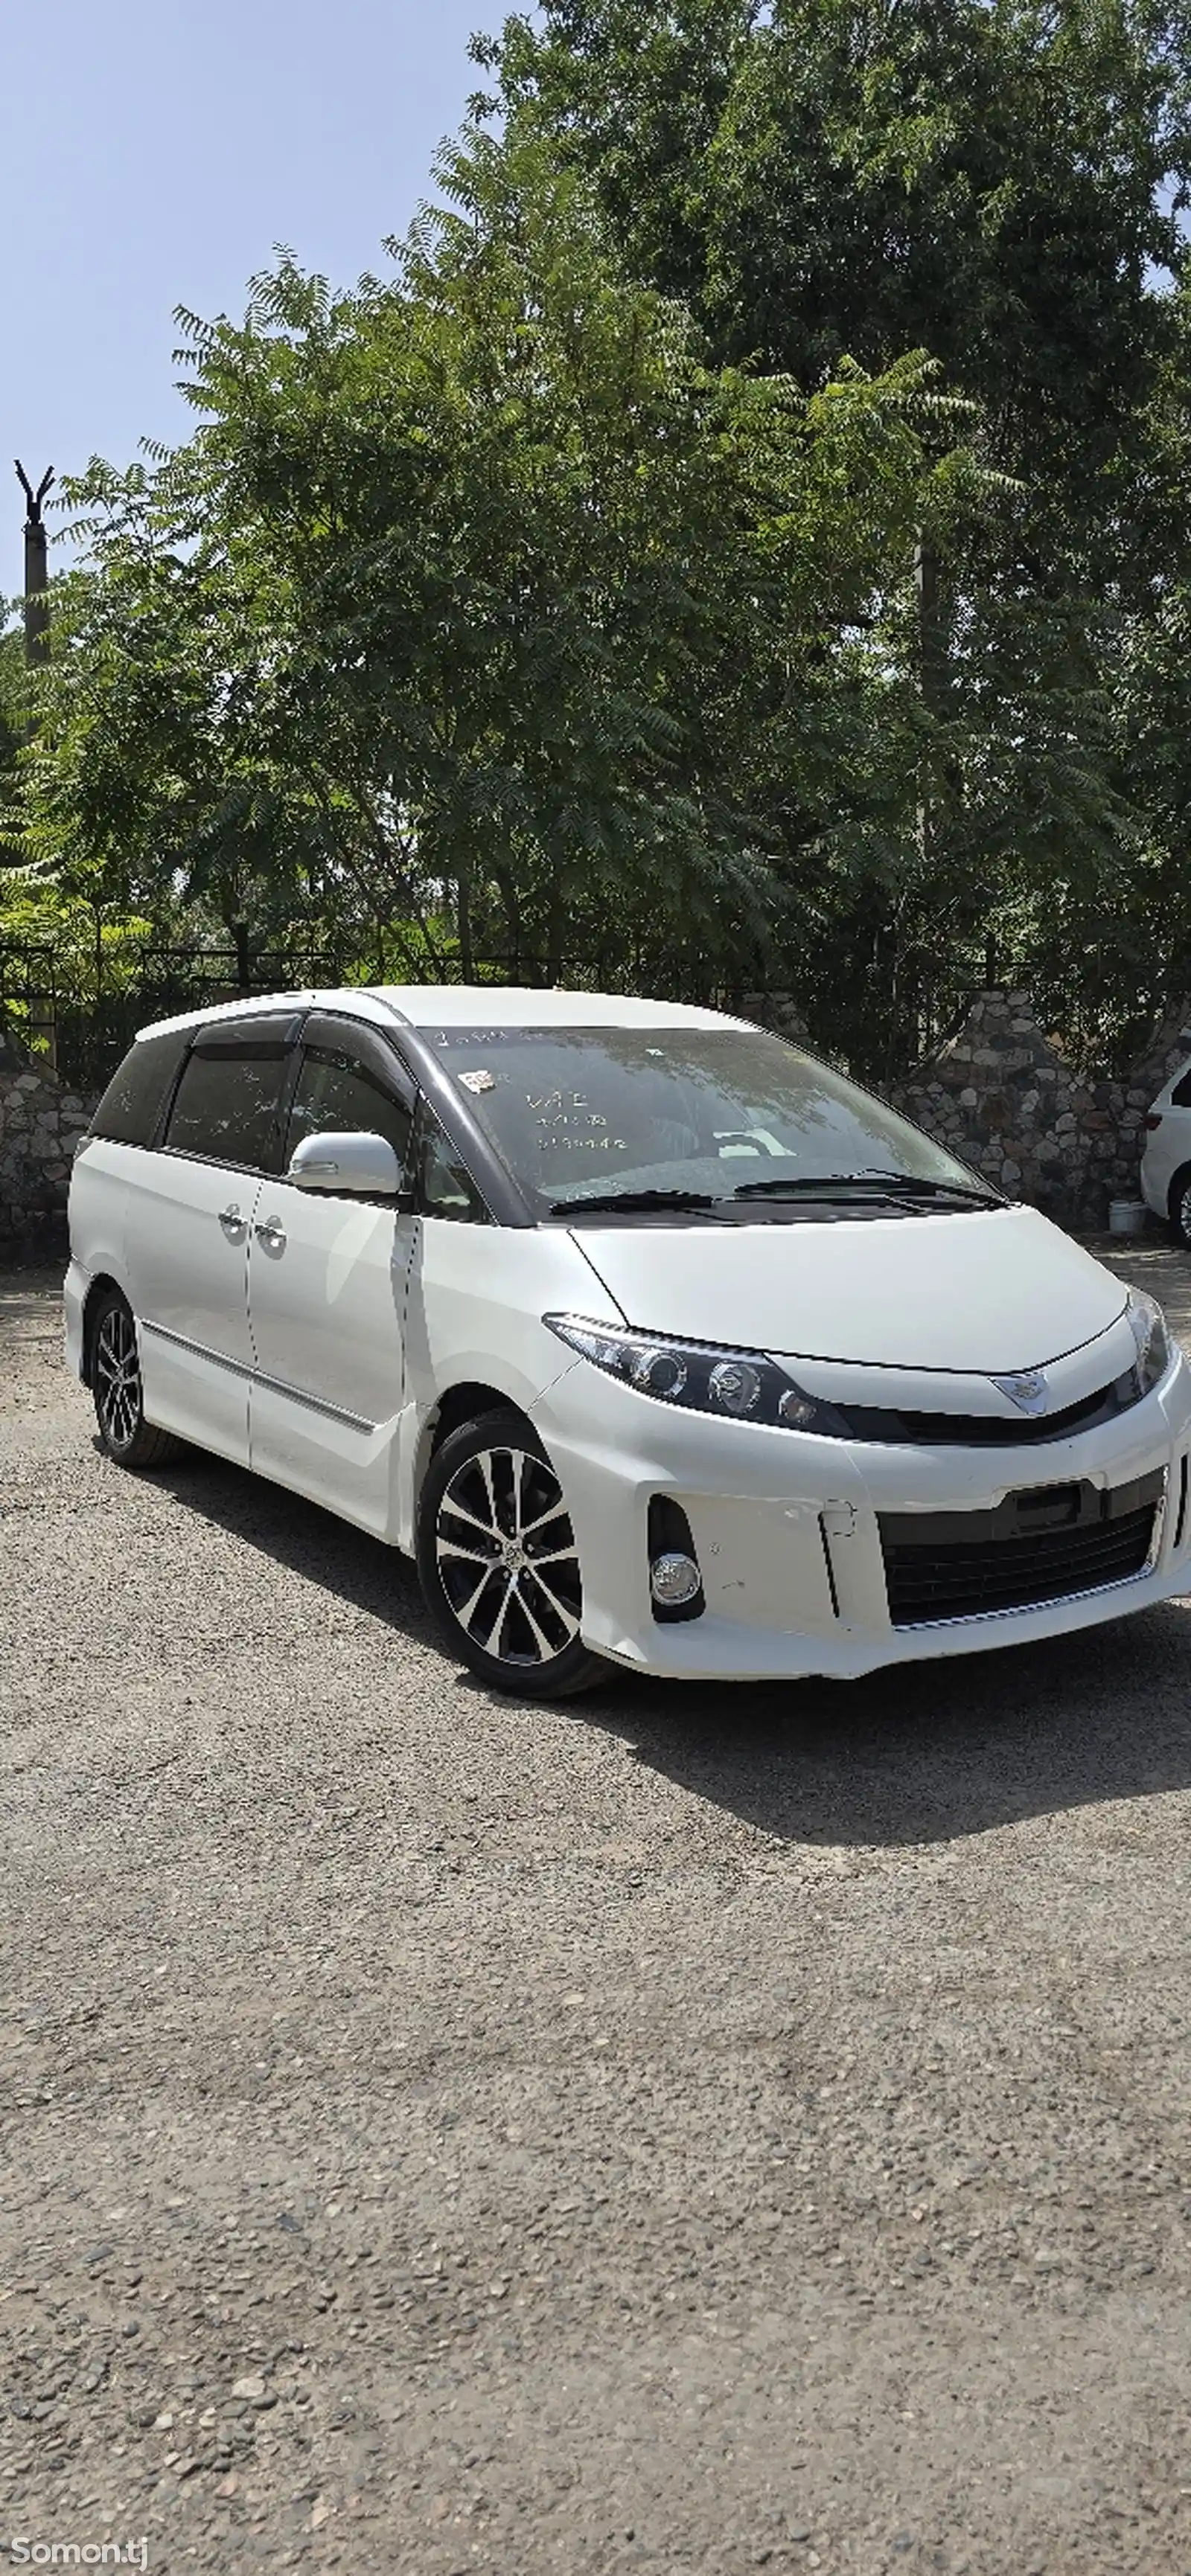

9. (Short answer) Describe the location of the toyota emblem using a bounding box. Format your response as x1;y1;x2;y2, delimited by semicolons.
992;1368;1050;1416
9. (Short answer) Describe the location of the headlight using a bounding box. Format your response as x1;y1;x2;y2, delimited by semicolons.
1125;1287;1172;1393
543;1313;849;1434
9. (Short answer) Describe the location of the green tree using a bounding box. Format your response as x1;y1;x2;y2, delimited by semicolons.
481;1;1191;494
476;1;1191;1058
22;132;982;1042
17;461;340;949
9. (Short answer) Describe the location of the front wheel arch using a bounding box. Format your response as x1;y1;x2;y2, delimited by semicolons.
427;1380;529;1462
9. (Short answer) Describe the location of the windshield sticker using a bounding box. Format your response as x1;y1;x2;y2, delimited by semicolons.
459;1068;496;1093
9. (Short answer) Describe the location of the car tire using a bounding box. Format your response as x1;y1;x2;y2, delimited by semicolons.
1169;1167;1191;1249
89;1288;182;1469
416;1408;609;1699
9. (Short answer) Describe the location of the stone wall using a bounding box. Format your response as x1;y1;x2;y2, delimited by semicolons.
890;990;1176;1226
0;1023;96;1249
747;984;1185;1226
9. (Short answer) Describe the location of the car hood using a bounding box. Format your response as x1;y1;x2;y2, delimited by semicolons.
569;1205;1128;1374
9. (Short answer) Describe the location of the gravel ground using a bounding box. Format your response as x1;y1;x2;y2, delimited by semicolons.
2;1234;1191;2576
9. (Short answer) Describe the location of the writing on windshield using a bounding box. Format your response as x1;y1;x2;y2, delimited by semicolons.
430;1025;983;1210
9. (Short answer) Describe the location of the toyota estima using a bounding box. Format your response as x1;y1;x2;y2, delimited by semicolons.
66;985;1191;1698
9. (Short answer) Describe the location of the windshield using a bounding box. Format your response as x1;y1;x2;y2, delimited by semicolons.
426;1023;994;1216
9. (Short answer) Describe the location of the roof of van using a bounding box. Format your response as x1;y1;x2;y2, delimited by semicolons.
137;985;753;1039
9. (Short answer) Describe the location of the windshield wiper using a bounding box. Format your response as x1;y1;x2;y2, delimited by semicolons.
550;1188;719;1217
732;1171;1001;1205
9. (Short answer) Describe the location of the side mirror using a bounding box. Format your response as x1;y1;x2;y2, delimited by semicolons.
287;1130;406;1199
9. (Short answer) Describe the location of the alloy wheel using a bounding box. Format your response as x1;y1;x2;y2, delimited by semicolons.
95;1302;142;1453
434;1441;582;1670
1179;1182;1191;1248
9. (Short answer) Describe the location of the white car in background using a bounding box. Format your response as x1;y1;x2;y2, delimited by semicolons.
65;985;1191;1699
1140;1055;1191;1245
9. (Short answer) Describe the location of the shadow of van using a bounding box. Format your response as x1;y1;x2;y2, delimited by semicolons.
146;1438;1191;1853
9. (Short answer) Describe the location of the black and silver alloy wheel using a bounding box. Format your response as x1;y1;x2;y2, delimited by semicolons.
89;1289;180;1469
438;1446;580;1659
416;1408;607;1699
95;1300;139;1450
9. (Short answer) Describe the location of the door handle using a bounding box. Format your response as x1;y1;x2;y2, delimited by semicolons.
217;1204;247;1241
255;1217;287;1254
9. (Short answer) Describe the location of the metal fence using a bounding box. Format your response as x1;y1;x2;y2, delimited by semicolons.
0;936;793;1095
0;940;347;1095
0;930;1032;1098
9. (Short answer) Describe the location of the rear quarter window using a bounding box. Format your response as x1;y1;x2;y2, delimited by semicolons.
1170;1068;1191;1108
89;1031;188;1147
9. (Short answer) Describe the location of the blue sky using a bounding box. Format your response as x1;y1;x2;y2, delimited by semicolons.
2;0;501;603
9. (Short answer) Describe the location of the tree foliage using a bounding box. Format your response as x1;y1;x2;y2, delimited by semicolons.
481;2;1191;488
472;0;1191;1059
10;7;1191;1077
17;135;987;1039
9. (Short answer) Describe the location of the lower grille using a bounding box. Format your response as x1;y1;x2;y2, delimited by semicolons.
881;1470;1163;1627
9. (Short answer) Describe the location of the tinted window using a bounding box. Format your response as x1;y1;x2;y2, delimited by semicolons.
1171;1068;1191;1108
164;1028;293;1171
428;1024;986;1212
89;1031;188;1147
415;1103;489;1223
285;1041;414;1174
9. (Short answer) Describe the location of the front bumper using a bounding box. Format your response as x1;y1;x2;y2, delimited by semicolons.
531;1352;1191;1680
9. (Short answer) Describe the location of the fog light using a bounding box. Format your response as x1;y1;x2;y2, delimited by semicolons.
650;1550;702;1607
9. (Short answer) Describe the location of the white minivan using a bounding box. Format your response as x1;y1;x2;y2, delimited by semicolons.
66;984;1191;1698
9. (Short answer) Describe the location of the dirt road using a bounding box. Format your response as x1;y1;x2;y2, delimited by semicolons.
2;1240;1190;2575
